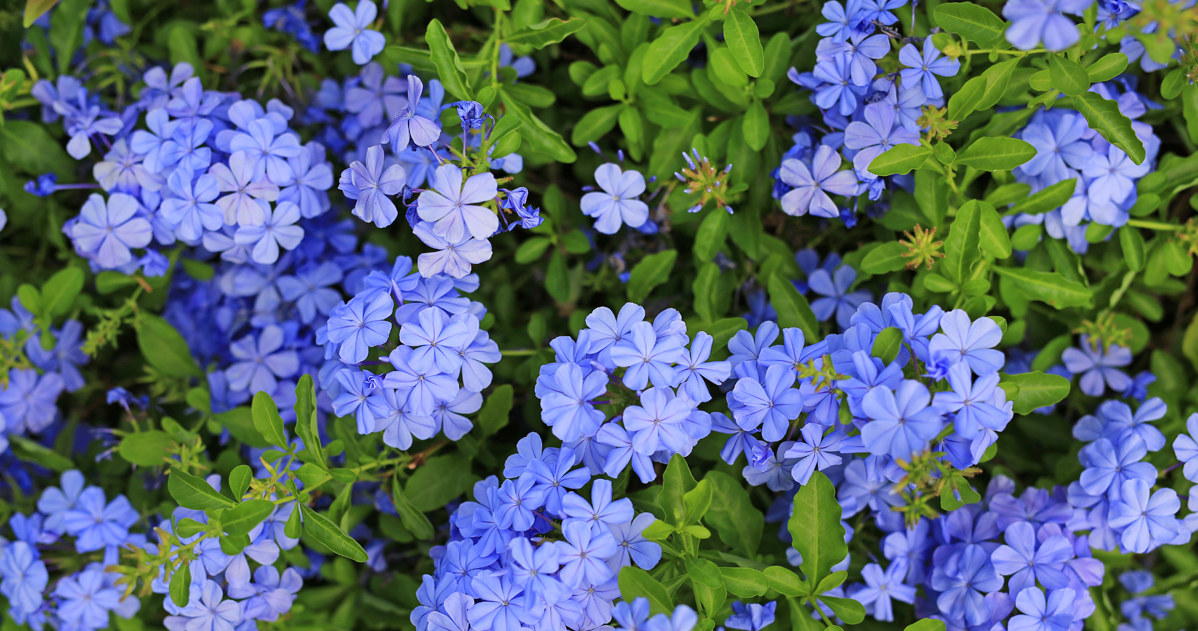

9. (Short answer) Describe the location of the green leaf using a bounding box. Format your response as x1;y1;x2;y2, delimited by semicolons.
661;454;697;524
860;242;909;275
723;10;764;77
137;314;201;378
168;467;236;511
219;499;275;537
506;17;585;49
41;267;83;321
618;567;673;615
763;565;807;597
933;3;1005;46
707;317;748;350
169;561;191;607
24;0;60;27
787;472;847;585
1087;52;1128;83
229;465;252;499
251;391;289;449
976;201;1012;259
9;436;74;472
768;275;818;340
999;371;1071;413
721;567;769;598
742;101;769;151
213;407;270;448
118;431;173;467
957;138;1036;171
425;19;472;100
300;504;369;562
868;144;932;176
615;0;693;18
694;263;721;323
571;104;622;145
872;327;903;364
627;249;677;302
49;0;88;74
1048;55;1090;97
819;596;866;624
293;374;324;465
404;455;478;512
944;201;983;283
502;94;576;163
1069;92;1146;164
618;106;646;160
1120;226;1145;271
994;266;1093;308
642;18;707;85
284;503;302;539
905;620;947;631
1008;178;1077;216
703;472;763;556
478;384;513;436
515;237;552;264
693;209;730;262
686;557;727;616
391;476;435;540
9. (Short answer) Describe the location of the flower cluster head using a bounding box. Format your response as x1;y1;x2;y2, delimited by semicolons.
716;293;1012;505
0;470;142;631
1007;83;1160;253
534;303;732;483
333;68;535;278
414;432;662;630
775;0;960;223
0;299;89;456
33;63;335;273
323;255;500;449
1069;397;1187;554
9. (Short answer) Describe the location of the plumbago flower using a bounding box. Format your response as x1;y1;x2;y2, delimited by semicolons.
413;433;662;631
332;69;539;278
323;255;500;448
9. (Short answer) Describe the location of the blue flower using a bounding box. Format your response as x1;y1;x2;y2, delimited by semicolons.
54;567;123;630
60;487;139;553
561;479;634;530
556;520;618;586
164;580;243;631
851;563;914;622
416;164;500;242
898;38;960;100
69;193;153;268
468;573;537;630
1108;478;1181;553
1172;413;1198;483
1078;436;1155;498
860;380;943;460
324;0;385;64
1003;0;1088;50
383;75;442;153
210;151;279;227
399;308;474;375
382;346;459;416
1062;335;1132;396
730;365;804;442
929;546;1004;626
340;145;407;228
725;601;778;630
623;387;694;456
928;309;1004;376
0;541;48;617
493;475;547;531
1009;587;1076;631
0;369;65;434
991;521;1073;595
226;325;300;394
784;424;844;485
809;265;870;329
779;145;859;217
541;363;608;442
580;163;650;234
609;321;686;390
844;102;921;176
234;200;304;264
326;291;394;364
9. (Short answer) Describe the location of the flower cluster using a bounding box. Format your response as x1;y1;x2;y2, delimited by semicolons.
323;255;500;448
413;432;662;631
163;215;372;412
0;471;141;631
534;303;732;483
775;0;959;222
0;301;88;457
145;474;304;631
32;62;335;272
1007;83;1161;253
1069;398;1185;554
331;66;536;278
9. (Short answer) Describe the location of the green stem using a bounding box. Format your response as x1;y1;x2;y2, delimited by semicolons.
1127;218;1182;231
